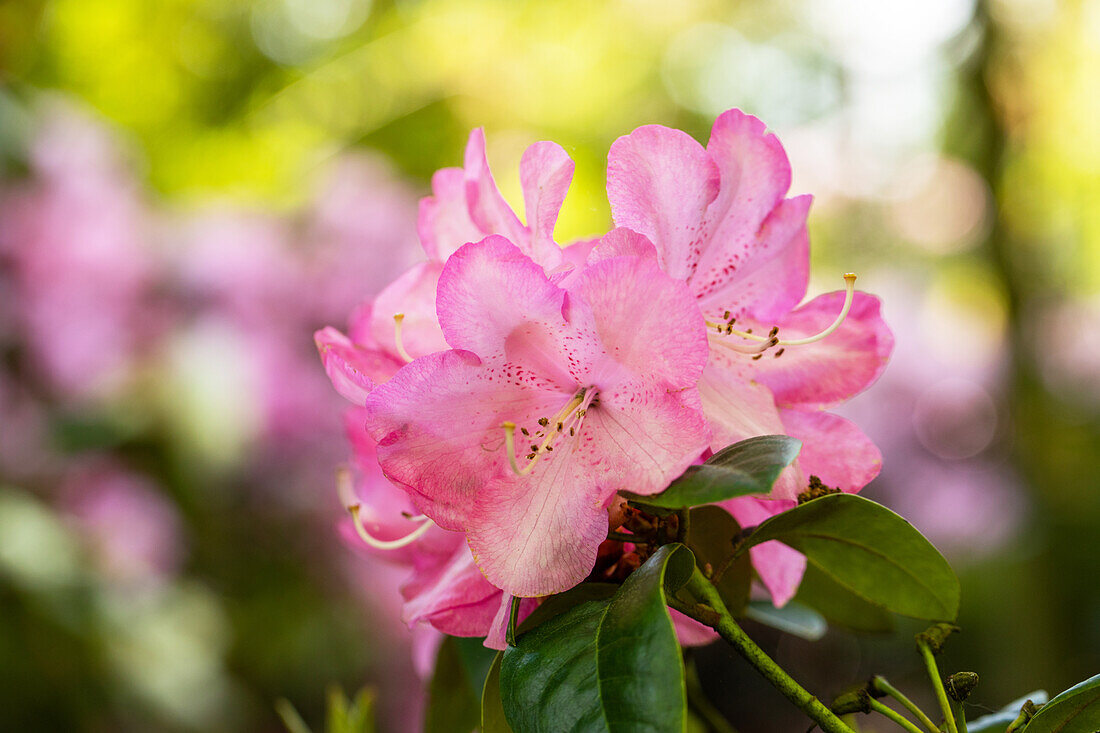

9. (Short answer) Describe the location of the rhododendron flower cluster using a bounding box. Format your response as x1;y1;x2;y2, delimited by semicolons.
317;108;892;650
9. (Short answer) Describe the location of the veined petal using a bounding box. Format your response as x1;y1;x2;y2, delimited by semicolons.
607;124;720;281
520;141;573;269
695;194;811;324
568;250;708;389
464;129;527;247
369;261;448;361
484;594;540;650
315;327;403;404
724;496;805;607
365;349;568;530
753;290;894;410
779;409;882;493
585;227;659;264
418;167;485;261
436;236;568;363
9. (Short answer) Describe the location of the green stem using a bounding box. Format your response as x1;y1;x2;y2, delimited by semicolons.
918;642;959;733
872;677;940;733
868;699;927;733
681;569;854;733
952;701;968;733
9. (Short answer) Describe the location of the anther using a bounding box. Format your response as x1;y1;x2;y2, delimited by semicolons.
393;313;414;363
538;417;549;427
774;348;785;358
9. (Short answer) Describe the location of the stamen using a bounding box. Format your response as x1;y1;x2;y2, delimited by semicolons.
336;467;434;550
706;273;858;350
393;313;414;363
501;390;593;476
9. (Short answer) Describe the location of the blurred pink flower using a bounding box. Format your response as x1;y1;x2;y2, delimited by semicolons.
0;106;157;399
364;234;710;597
60;460;185;584
606;109;893;605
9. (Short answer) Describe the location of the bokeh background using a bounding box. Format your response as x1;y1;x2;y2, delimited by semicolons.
0;0;1097;730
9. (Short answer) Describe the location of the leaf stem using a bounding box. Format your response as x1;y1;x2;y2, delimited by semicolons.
917;642;959;733
680;568;855;733
871;677;940;733
868;699;928;733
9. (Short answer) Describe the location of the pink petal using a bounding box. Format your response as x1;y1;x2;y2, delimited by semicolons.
779;409;881;493
467;453;612;597
365;349;566;531
673;609;718;646
568;250;708;389
585;227;659;264
724;496;806;607
607;124;720;281
402;544;502;636
695;194;811;324
369;261;448;361
464;129;527;248
520;141;573;269
754;291;894;410
315;327;403;404
436;236;568;363
418;167;485;262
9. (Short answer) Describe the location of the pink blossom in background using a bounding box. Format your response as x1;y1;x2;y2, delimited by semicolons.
0;106;158;400
60;460;185;584
364;234;711;597
606;109;893;605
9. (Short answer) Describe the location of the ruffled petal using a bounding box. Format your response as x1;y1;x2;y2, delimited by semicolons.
464;129;527;247
418;167;485;261
369;261;448;361
695;194;811;324
568;249;708;389
753;290;894;410
435;236;568;363
779;409;882;493
520;141;573;269
315;327;403;404
607;124;720;281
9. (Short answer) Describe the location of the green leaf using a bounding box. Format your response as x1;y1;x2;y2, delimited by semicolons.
744;600;827;640
684;506;752;616
740;494;960;621
794;564;895;633
517;582;618;634
966;691;1048;733
626;436;802;509
1025;674;1100;733
499;544;694;732
425;636;480;733
481;652;512;733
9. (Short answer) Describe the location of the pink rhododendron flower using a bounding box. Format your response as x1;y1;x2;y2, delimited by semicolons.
607;109;893;605
363;234;711;597
316;128;576;403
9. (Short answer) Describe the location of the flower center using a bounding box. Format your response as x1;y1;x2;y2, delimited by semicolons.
501;387;597;476
705;273;857;360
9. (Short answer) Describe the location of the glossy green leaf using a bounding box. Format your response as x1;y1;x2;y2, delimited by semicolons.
966;691;1048;733
794;564;895;633
626;436;802;509
744;600;827;640
684;506;752;616
499;544;694;732
481;652;512;733
517;583;617;634
741;494;960;621
425;636;480;733
1025;674;1100;733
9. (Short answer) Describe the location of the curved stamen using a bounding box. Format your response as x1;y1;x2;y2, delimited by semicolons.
337;466;434;550
502;390;592;476
393;313;414;363
707;273;858;349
